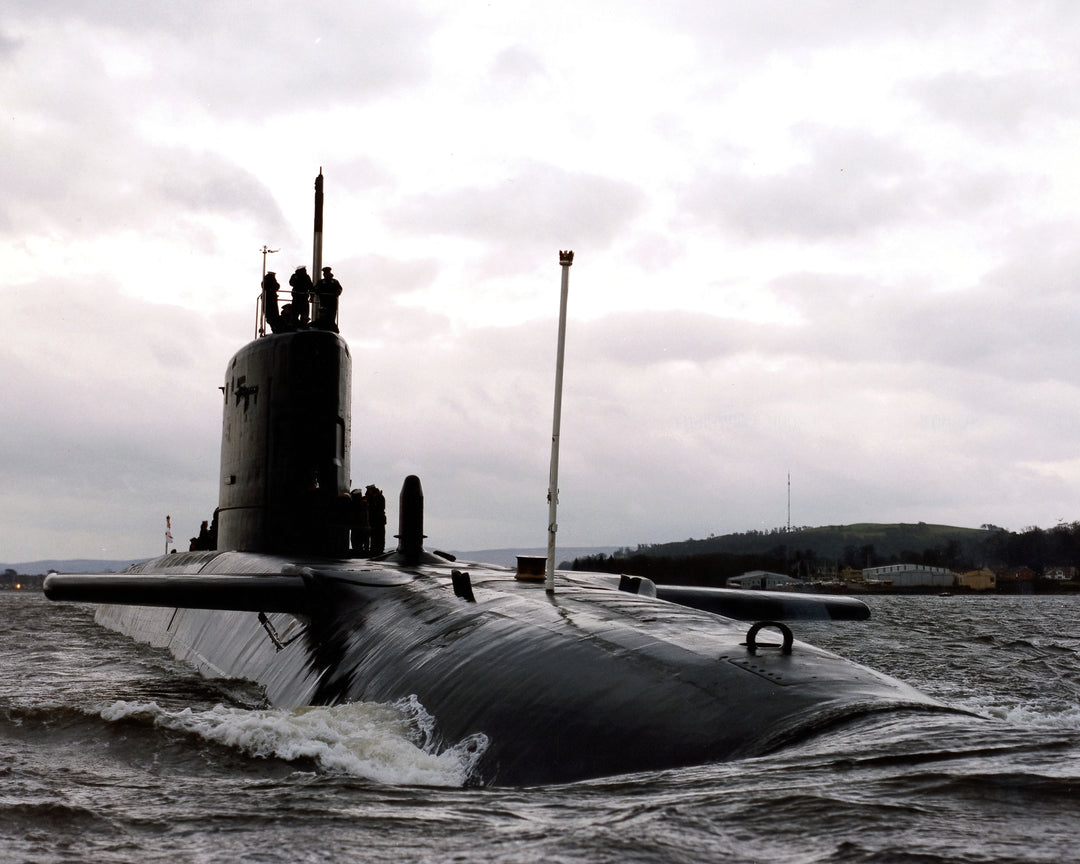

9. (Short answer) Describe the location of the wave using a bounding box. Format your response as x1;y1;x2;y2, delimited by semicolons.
970;698;1080;729
97;696;489;787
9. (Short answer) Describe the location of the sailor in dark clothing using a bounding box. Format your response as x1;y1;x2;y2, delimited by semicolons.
313;266;342;332
186;519;215;551
279;303;299;331
366;484;386;555
262;271;283;333
351;488;370;555
288;266;312;327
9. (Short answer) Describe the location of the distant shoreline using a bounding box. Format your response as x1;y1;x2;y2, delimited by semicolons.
798;582;1080;596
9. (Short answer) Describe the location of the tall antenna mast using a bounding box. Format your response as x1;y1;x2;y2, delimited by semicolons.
311;168;324;322
787;471;791;532
546;250;574;594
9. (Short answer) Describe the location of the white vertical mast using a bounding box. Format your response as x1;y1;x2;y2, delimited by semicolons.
258;245;279;337
546;250;574;594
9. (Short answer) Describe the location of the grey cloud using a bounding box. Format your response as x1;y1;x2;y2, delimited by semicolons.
150;151;289;232
489;46;548;89
5;267;1075;559
681;122;1018;241
0;28;20;59
654;0;1013;62
0;278;223;559
764;222;1080;385
386;162;644;253
769;284;1065;388
572;309;752;367
3;132;290;246
334;253;443;307
7;0;1080;557
1;2;433;238
908;71;1080;139
7;2;435;116
681;129;933;239
328;157;399;194
342;318;557;548
549;259;1080;446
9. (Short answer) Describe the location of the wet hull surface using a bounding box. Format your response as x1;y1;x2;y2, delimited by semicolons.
83;551;959;786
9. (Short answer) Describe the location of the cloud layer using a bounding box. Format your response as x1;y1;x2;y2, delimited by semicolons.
4;1;1080;562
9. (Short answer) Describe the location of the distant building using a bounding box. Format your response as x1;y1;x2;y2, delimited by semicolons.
862;563;954;588
997;566;1035;581
957;569;996;591
839;566;863;583
1044;566;1077;581
997;566;1036;593
728;570;801;590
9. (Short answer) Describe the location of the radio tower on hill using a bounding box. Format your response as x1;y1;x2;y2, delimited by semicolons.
787;472;791;532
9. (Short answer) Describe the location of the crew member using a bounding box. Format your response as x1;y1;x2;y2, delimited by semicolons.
262;271;282;333
314;266;342;332
366;484;386;555
279;303;298;331
289;266;312;327
351;488;370;555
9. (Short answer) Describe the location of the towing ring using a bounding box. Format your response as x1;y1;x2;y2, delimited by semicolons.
745;621;794;656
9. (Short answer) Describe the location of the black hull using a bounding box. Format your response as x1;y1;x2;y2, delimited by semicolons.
54;550;959;786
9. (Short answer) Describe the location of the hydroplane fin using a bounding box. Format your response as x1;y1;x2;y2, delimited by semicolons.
42;573;307;613
655;584;870;621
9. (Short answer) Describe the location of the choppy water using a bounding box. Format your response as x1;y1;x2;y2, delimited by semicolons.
3;591;1078;863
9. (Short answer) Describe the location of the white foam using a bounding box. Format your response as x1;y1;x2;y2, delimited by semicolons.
99;696;488;787
959;696;1080;731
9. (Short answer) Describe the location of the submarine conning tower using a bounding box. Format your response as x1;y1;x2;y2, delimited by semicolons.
215;170;354;555
217;328;352;555
213;170;427;559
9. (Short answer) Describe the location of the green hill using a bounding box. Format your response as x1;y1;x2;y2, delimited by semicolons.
570;521;1060;586
638;522;995;565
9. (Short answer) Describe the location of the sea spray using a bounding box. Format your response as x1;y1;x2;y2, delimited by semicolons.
7;593;1080;863
99;697;489;787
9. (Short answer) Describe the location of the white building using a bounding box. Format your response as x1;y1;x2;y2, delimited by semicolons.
727;570;801;590
862;563;954;588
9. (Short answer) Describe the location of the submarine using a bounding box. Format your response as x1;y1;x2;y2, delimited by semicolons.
45;172;967;786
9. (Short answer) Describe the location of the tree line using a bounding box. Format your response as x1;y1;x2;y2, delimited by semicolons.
571;521;1080;586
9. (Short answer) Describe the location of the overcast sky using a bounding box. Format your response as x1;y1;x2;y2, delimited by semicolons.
4;1;1080;563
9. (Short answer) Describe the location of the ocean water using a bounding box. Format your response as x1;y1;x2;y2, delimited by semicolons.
2;591;1078;863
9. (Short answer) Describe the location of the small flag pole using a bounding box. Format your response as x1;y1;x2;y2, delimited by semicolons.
258;245;279;337
260;244;279;278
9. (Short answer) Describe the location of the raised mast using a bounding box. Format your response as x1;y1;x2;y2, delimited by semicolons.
311;168;324;322
546;250;573;594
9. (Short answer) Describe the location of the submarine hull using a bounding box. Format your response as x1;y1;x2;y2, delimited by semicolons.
43;316;956;786
56;551;958;786
44;174;968;786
